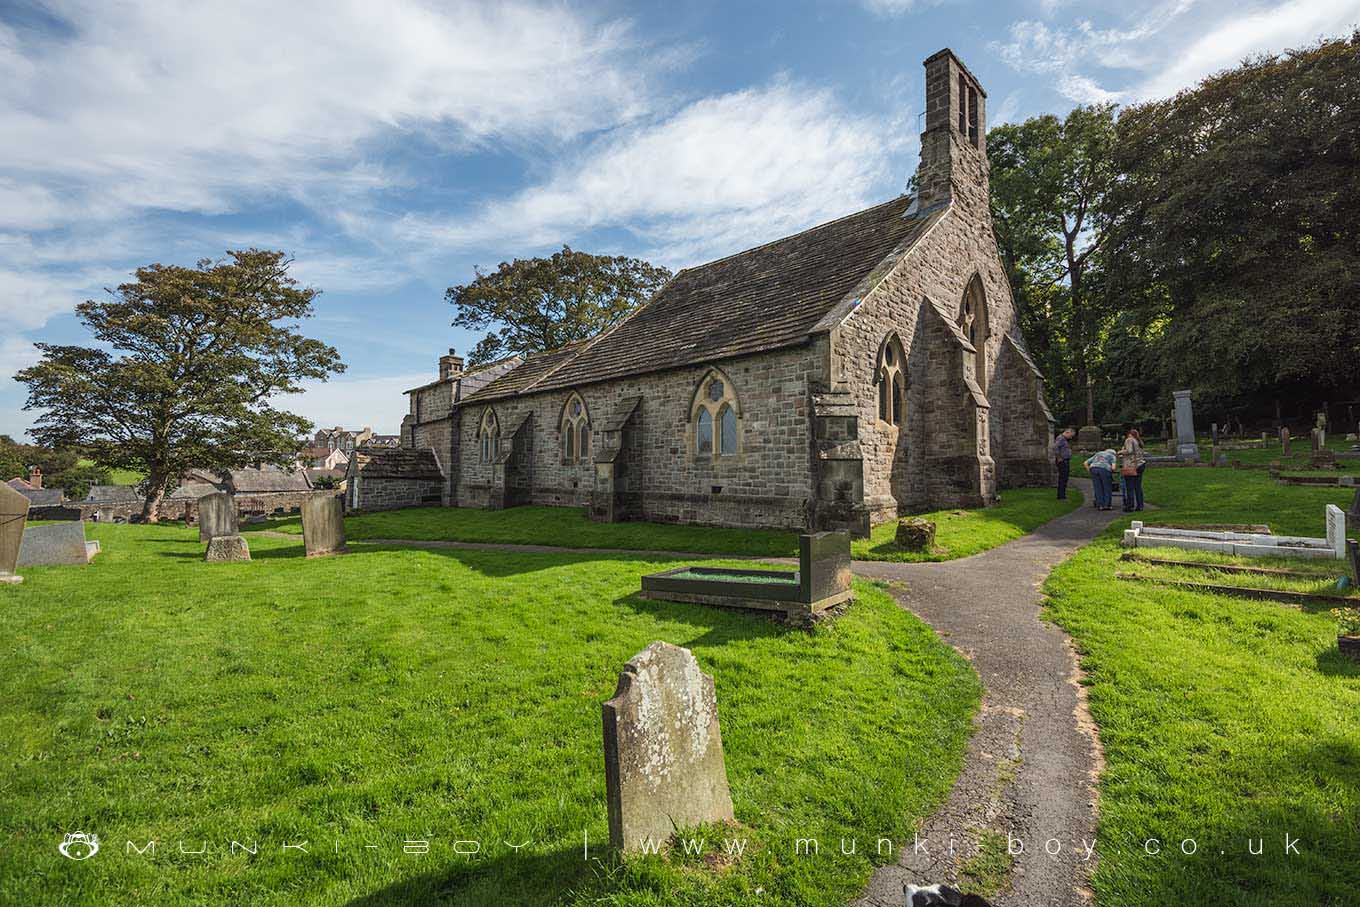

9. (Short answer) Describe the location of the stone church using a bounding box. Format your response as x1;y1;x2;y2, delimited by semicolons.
356;50;1055;535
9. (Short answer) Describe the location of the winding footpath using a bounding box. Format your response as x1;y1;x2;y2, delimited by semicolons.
854;479;1118;907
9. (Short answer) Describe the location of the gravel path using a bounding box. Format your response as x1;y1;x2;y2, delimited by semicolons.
854;479;1117;907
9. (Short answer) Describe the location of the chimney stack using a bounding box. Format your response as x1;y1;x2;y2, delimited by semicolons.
439;348;465;381
28;466;41;488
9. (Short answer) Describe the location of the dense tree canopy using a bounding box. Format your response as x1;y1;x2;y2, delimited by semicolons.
1103;32;1360;420
989;104;1118;425
448;246;672;365
991;33;1360;429
15;250;344;521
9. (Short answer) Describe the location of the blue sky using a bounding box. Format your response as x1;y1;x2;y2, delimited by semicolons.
3;0;1358;437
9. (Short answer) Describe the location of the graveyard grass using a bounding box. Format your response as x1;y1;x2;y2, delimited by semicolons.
1043;465;1359;905
247;487;1080;564
0;527;979;906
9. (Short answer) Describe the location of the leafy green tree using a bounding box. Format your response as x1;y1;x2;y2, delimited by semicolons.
51;464;110;502
989;104;1119;425
1105;33;1360;418
448;246;672;365
16;250;344;521
0;436;78;486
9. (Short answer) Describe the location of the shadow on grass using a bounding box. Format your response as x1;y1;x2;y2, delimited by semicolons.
614;591;799;649
1315;647;1360;676
344;847;597;907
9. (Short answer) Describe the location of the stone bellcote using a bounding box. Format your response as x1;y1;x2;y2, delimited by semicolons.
915;49;988;212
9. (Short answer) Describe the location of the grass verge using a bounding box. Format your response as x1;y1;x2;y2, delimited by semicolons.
1043;464;1358;905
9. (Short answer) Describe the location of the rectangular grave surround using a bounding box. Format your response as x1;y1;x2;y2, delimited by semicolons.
640;532;853;622
1123;506;1348;561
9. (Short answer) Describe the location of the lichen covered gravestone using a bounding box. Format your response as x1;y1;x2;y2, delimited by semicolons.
0;482;28;584
301;495;347;557
204;535;251;562
602;641;735;852
198;492;239;542
895;517;937;552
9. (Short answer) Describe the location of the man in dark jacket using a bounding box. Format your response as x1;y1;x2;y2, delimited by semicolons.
1054;428;1075;500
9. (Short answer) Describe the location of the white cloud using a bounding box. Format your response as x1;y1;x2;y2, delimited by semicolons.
994;0;1360;106
1137;0;1360;99
859;0;943;14
0;0;659;335
399;81;907;267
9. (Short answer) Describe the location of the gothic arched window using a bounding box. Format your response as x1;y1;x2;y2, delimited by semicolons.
960;276;989;391
561;393;592;464
691;370;741;459
876;334;907;427
478;409;500;464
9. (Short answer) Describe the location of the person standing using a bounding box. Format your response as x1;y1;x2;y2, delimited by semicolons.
1055;428;1075;500
1121;428;1147;512
1084;448;1117;510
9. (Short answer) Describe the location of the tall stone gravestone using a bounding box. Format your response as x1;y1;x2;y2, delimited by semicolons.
301;495;347;558
1173;390;1199;462
1325;504;1347;560
602;641;735;852
1280;427;1291;456
0;482;29;584
197;492;238;542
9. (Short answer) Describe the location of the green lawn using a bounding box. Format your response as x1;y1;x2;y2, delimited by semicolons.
1043;464;1359;905
849;487;1082;562
76;458;144;486
0;523;978;906
250;489;1081;565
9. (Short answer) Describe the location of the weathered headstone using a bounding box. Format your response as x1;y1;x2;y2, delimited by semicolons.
17;522;99;567
1325;504;1346;560
0;482;28;584
895;517;937;552
204;535;251;562
301;495;347;558
1280;426;1291;456
198;492;238;542
1348;488;1360;529
1313;448;1338;470
1348;540;1360;583
602;641;735;852
1311;429;1322;453
1076;425;1102;449
1173;390;1199;461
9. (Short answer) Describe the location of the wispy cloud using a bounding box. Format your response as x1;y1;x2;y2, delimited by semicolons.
397;80;908;268
994;0;1360;105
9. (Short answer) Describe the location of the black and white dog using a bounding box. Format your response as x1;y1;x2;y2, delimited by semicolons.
904;883;994;907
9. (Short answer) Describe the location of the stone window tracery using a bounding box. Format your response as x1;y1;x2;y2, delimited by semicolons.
478;408;500;464
561;393;592;464
692;370;741;459
876;334;907;427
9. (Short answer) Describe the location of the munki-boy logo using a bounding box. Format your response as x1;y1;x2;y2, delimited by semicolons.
59;832;100;860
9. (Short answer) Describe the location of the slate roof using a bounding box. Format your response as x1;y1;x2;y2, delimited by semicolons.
525;196;940;394
227;466;312;493
462;341;591;404
349;448;444;480
15;486;64;507
85;484;142;503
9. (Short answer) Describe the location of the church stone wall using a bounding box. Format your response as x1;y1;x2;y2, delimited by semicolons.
456;340;828;530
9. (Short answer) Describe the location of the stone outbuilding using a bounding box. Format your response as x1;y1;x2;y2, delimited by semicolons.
398;49;1054;535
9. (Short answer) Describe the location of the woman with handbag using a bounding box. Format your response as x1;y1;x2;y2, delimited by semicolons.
1121;428;1147;512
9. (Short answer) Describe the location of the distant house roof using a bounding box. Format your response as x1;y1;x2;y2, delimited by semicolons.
461;196;944;402
226;466;312;493
6;476;33;490
85;485;142;503
168;480;221;500
14;486;64;507
348;448;444;480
